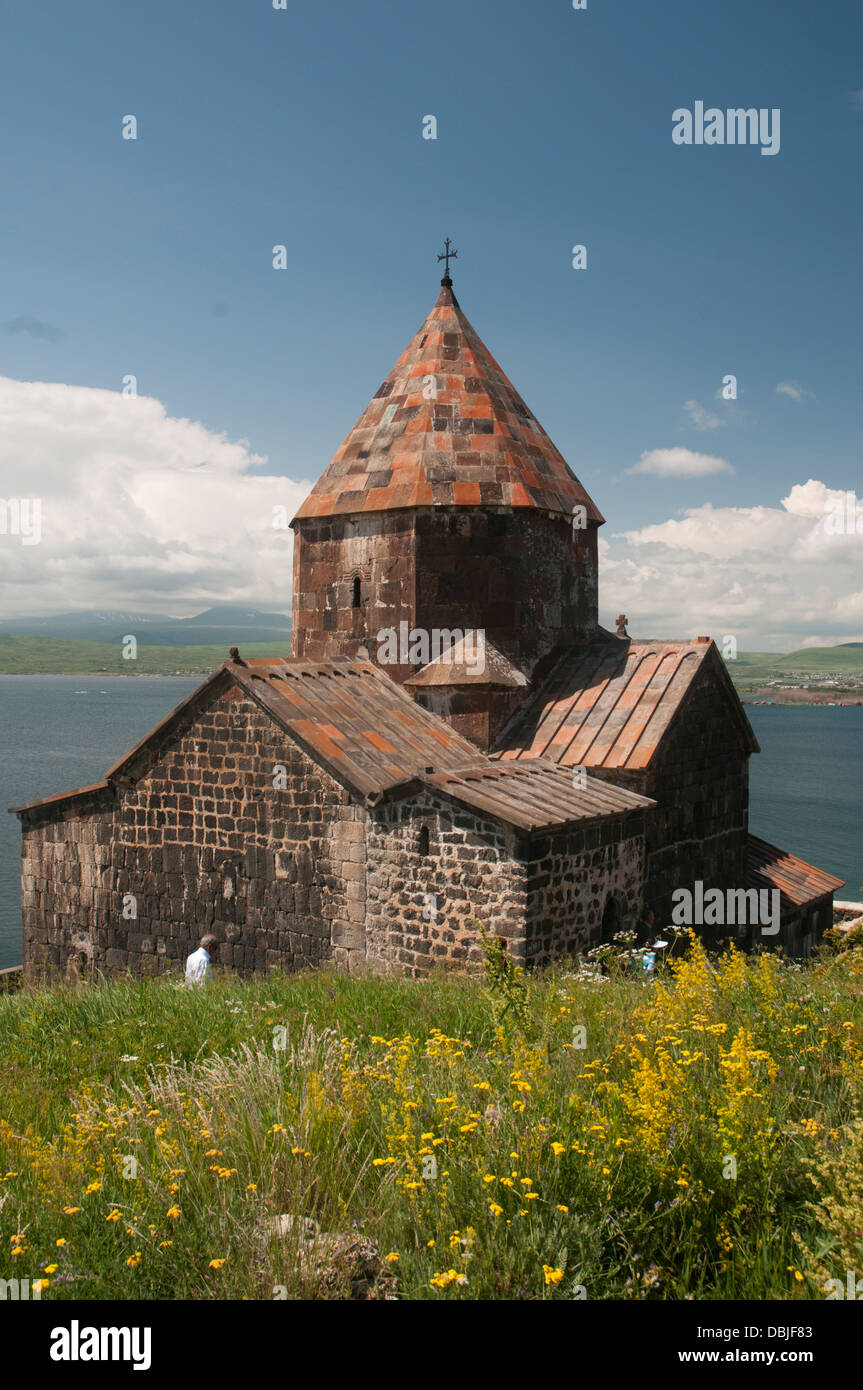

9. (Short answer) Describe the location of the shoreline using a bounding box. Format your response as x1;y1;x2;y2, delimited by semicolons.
739;686;863;706
3;671;862;703
0;670;208;679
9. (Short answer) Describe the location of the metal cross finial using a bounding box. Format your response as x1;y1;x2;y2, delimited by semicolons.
437;237;458;279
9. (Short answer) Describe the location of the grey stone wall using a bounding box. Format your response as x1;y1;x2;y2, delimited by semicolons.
646;669;750;934
525;814;647;965
19;684;655;983
586;664;751;935
19;686;366;982
365;790;527;976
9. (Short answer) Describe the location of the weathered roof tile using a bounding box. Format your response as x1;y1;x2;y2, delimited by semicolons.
495;638;759;770
748;835;844;906
293;281;603;524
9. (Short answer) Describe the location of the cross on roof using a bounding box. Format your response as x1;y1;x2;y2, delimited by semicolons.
437;237;458;280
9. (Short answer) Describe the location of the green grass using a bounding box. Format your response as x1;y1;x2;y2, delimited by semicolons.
2;938;862;1301
0;634;293;675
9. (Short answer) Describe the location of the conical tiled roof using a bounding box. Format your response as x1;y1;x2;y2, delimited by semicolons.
293;278;604;523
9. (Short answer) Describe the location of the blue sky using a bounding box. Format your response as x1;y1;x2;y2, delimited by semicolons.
1;0;861;647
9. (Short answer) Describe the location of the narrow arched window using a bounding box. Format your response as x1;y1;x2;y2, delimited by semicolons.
352;576;361;609
418;825;430;856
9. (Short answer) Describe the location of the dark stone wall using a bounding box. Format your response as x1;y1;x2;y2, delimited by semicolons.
587;665;750;936
365;791;527;977
645;669;750;936
413;687;526;754
19;687;367;982
364;791;644;977
18;675;648;983
524;814;646;966
292;506;599;683
733;893;832;959
414;508;599;673
291;511;415;673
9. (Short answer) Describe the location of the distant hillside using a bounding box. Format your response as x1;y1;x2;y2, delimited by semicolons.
729;646;863;685
0;606;292;647
1;633;861;680
0;635;292;676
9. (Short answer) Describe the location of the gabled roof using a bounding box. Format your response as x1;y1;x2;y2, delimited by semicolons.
105;657;480;802
10;655;651;835
494;637;759;771
405;634;529;689
748;835;844;908
292;279;603;523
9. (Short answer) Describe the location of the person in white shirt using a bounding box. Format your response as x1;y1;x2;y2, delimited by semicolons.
185;935;217;986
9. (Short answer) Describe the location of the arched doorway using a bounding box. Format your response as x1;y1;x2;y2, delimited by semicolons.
601;895;621;940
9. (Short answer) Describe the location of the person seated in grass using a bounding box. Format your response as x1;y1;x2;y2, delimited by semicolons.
185;934;217;986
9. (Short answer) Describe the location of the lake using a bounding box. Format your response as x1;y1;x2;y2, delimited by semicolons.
1;677;861;969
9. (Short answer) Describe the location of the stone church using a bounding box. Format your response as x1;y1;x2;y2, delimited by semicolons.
12;266;843;980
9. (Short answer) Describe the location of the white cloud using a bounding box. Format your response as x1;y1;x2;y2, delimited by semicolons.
600;479;863;649
776;381;814;401
0;377;312;619
850;90;863;108
683;399;724;432
627;446;734;478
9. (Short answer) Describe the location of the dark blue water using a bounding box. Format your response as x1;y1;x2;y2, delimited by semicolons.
0;680;861;969
745;704;862;901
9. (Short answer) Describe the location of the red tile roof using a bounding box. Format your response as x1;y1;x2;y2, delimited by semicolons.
229;657;480;798
495;637;759;770
10;658;479;813
10;656;651;834
420;760;653;831
292;280;603;523
748;835;844;907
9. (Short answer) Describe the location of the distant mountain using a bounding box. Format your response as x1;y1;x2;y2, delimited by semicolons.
0;606;292;647
183;606;293;628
